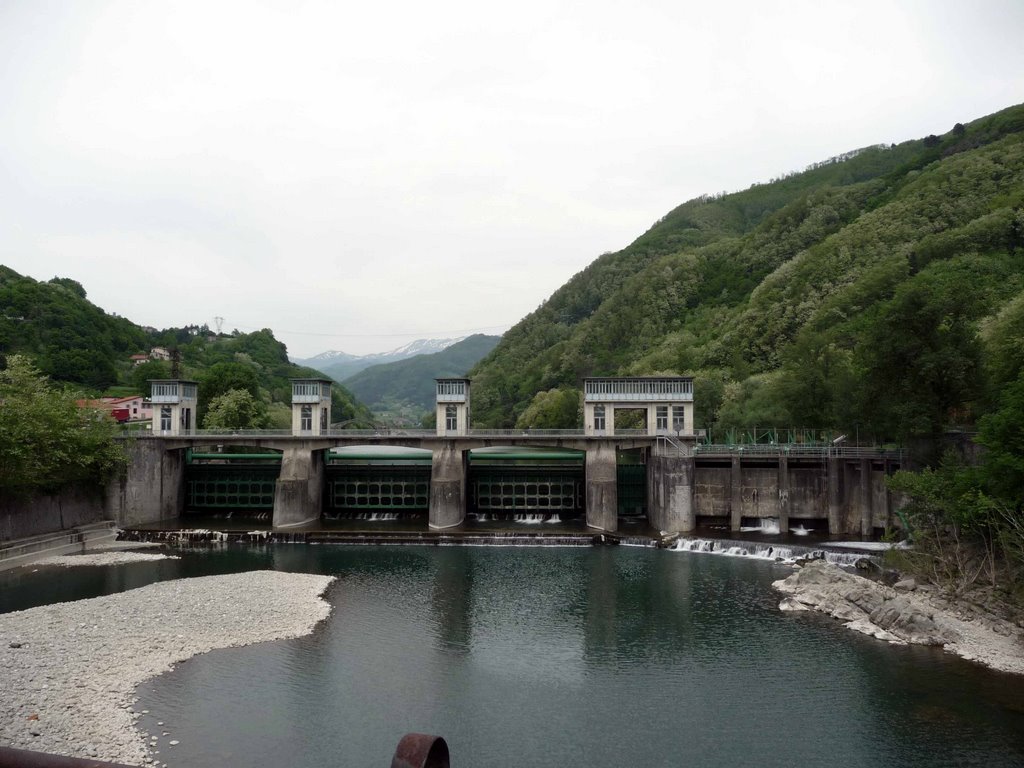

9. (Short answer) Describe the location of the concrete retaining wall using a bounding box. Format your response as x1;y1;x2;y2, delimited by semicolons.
104;439;185;527
0;491;109;542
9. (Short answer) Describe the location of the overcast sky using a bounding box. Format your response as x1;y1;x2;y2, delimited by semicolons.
1;0;1022;358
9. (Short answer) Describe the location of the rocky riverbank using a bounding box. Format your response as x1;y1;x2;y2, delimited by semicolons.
774;560;1024;675
0;571;335;765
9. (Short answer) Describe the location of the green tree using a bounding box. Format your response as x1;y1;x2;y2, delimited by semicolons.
0;355;128;496
887;455;999;591
47;277;87;299
775;331;855;428
976;372;1024;506
44;348;118;390
130;360;171;394
202;388;269;430
197;362;261;422
855;272;982;442
514;388;581;429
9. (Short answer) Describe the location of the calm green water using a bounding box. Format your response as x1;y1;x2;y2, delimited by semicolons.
4;546;1024;767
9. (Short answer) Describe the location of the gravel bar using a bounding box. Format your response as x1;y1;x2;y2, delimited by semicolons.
0;571;335;765
32;552;180;567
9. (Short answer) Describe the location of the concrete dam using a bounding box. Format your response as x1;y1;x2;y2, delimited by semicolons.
104;376;901;537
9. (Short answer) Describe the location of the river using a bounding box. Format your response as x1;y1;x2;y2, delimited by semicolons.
4;545;1023;767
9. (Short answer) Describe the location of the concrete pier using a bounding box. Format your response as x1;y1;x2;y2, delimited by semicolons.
730;455;742;531
106;440;185;527
859;458;872;537
827;456;842;535
585;444;618;532
429;443;466;529
777;455;790;534
647;455;695;532
273;446;323;528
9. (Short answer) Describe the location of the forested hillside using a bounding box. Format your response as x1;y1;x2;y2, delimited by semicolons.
343;334;500;423
0;268;369;428
0;269;149;389
469;104;1024;446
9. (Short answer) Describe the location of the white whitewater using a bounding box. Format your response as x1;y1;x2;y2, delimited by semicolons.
671;537;871;566
739;518;781;534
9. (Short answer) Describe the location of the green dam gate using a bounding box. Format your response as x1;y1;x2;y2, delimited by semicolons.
184;451;281;512
468;450;585;519
324;452;431;516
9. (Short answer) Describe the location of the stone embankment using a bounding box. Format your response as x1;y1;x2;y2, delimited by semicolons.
0;571;335;765
774;560;1024;675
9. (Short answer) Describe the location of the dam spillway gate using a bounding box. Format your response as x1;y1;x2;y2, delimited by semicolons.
325;451;431;517
185;451;281;512
468;450;587;520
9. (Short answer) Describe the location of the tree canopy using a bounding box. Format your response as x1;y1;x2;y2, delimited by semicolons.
202;388;269;430
0;355;128;497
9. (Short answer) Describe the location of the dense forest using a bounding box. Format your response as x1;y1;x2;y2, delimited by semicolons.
0;268;370;428
469;104;1024;450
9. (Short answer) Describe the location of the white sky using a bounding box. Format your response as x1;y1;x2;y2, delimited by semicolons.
1;0;1022;358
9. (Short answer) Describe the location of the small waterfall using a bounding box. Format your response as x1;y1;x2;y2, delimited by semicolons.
820;550;876;567
513;513;547;524
670;537;880;566
739;518;781;534
120;529;230;545
324;511;409;521
544;515;562;524
619;536;657;548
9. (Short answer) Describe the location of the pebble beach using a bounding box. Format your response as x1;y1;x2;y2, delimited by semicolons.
0;571;335;765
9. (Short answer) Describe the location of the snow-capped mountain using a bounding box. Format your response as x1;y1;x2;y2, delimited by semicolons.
292;337;467;381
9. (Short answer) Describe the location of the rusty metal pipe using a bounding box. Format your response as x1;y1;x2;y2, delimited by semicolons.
0;734;449;768
0;746;135;768
391;733;450;768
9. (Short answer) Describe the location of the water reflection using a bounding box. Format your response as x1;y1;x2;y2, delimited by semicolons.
429;549;473;654
4;545;1024;768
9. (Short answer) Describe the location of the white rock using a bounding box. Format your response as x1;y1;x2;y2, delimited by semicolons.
773;561;1024;675
779;597;809;612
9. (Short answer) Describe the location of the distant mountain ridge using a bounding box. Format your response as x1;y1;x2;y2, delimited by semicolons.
342;334;501;423
292;337;467;381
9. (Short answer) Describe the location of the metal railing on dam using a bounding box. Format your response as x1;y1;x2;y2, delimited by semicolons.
123;428;898;459
127;427;659;439
694;443;903;460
